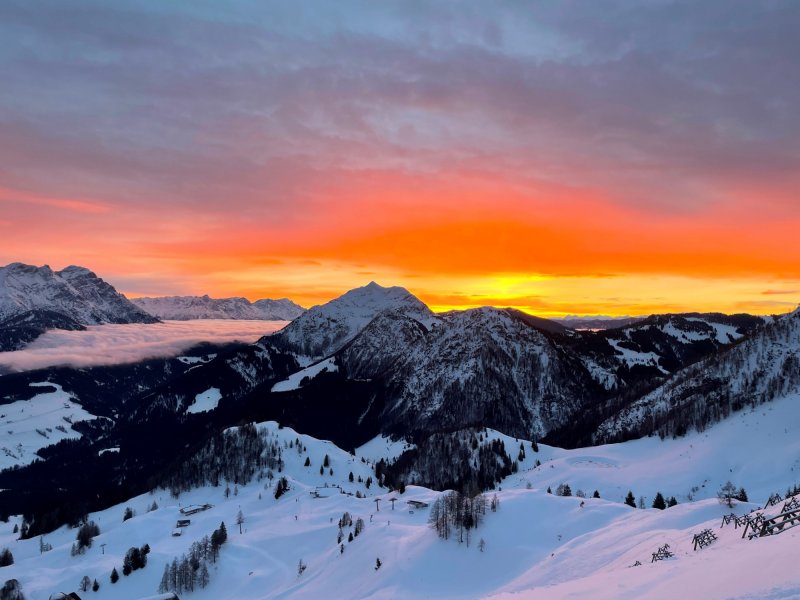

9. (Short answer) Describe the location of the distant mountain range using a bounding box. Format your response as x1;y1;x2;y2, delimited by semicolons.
553;316;644;330
131;294;305;321
0;263;307;351
0;262;157;351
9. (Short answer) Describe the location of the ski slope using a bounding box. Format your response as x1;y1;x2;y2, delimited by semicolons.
3;394;800;600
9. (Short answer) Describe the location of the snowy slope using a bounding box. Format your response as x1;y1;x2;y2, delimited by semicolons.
271;357;338;392
0;382;97;470
132;295;305;321
5;397;800;600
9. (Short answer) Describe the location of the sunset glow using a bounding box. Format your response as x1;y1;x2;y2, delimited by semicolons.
2;2;799;316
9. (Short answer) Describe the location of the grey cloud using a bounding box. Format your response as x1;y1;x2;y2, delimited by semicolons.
1;0;799;217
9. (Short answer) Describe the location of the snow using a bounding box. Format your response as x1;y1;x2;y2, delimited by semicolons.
177;354;216;365
607;339;668;374
187;388;222;414
4;400;800;600
0;382;97;470
356;435;416;463
271;357;338;392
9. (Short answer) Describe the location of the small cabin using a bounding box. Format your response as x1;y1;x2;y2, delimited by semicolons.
407;500;429;509
179;504;212;516
176;519;191;528
171;529;182;537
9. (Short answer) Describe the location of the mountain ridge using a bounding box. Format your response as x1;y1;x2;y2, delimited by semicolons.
131;294;305;321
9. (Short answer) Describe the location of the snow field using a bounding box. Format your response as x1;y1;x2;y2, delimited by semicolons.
3;394;800;599
0;382;97;470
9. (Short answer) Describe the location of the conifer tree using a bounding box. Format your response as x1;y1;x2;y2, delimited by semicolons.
624;491;636;507
652;492;666;510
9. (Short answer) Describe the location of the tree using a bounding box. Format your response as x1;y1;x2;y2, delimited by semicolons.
349;471;354;482
638;496;646;509
652;492;666;510
592;490;600;499
92;579;100;592
0;549;13;567
110;568;119;584
198;563;210;588
122;553;133;576
274;476;289;499
123;507;134;521
158;563;170;593
79;576;91;592
237;510;245;534
718;481;739;508
478;538;486;552
323;454;330;467
0;579;24;600
624;491;636;508
546;486;552;494
556;483;572;497
304;457;311;467
736;487;749;502
667;496;678;507
75;521;100;551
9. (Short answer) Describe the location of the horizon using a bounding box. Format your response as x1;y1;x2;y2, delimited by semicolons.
4;260;799;319
2;2;800;316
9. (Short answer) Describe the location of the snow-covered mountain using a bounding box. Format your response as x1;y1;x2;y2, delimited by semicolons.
566;312;767;391
0;263;157;350
272;281;437;359
131;295;305;321
555;315;644;330
339;307;600;438
595;308;800;442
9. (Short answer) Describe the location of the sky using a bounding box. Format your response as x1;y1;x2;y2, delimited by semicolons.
1;1;799;316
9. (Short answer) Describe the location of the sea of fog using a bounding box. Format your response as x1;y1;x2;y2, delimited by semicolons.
0;319;288;373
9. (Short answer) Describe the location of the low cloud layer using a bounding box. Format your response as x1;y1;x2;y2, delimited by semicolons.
0;319;287;373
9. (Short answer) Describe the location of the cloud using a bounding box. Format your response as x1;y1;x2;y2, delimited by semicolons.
0;319;287;373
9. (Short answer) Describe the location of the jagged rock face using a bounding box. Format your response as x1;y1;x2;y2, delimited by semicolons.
131;295;305;321
271;281;436;359
0;263;157;324
370;308;603;438
0;263;157;350
594;310;800;442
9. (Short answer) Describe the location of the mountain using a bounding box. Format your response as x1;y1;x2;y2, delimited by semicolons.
0;262;158;351
271;281;437;359
564;312;768;392
555;315;644;330
594;308;800;443
0;278;786;542
131;294;305;321
339;307;601;438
